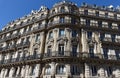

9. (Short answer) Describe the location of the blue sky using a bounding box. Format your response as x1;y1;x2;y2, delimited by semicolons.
0;0;120;30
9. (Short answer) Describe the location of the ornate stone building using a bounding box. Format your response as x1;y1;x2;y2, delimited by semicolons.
0;0;120;78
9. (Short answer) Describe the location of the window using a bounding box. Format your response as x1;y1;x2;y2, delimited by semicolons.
17;52;21;61
111;34;115;42
72;30;77;37
47;46;51;56
96;11;99;17
91;65;97;76
2;54;5;63
56;65;66;74
107;67;112;77
52;9;55;14
89;47;94;58
49;31;53;39
71;65;80;75
71;18;76;24
100;33;105;41
103;48;108;59
105;13;108;18
87;31;92;39
30;66;35;76
86;19;90;26
60;17;65;23
115;50;120;60
98;21;102;27
33;49;38;58
108;23;112;29
84;10;88;15
59;29;65;37
35;34;40;42
72;45;77;56
45;66;51;75
60;7;65;13
58;44;64;55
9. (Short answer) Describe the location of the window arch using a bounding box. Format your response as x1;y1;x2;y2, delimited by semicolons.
56;65;66;74
45;65;51;75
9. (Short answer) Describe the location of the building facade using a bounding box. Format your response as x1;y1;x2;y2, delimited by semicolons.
0;0;120;78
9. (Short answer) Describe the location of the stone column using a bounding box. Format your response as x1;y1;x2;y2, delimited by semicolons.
9;67;14;77
21;66;27;77
81;29;87;52
16;67;20;77
53;28;58;52
35;64;41;77
66;64;71;77
40;32;45;54
25;65;30;77
51;62;56;78
0;68;5;78
84;63;90;78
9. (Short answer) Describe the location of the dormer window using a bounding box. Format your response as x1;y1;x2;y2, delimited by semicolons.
52;9;56;14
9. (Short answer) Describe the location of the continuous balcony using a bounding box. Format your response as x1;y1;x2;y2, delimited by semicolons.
17;41;30;49
33;24;46;33
48;11;80;19
80;22;120;34
43;51;120;63
0;15;47;35
80;11;120;22
0;54;41;66
47;20;79;29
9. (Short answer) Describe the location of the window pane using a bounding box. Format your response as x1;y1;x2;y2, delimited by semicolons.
59;29;65;36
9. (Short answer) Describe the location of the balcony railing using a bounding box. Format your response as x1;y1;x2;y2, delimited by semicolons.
49;11;79;18
43;51;120;61
80;11;120;21
17;41;30;48
0;54;41;65
48;20;79;28
33;24;46;32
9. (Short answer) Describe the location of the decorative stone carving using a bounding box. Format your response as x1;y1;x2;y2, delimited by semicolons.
57;37;68;44
87;38;96;46
71;37;79;45
47;38;54;46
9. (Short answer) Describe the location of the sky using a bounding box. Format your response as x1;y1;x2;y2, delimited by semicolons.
0;0;120;30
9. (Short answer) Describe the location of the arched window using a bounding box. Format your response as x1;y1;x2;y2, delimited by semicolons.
60;7;65;13
56;65;66;74
45;66;51;75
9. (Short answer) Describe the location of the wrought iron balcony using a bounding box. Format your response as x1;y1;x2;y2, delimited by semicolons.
17;41;30;48
43;51;120;61
80;11;120;22
49;11;79;18
47;20;79;29
35;15;47;22
0;54;41;65
33;24;46;33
